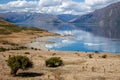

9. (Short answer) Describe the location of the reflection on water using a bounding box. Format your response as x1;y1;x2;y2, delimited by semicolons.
46;30;120;53
44;23;120;53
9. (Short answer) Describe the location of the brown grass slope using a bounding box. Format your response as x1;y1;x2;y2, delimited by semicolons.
0;19;58;44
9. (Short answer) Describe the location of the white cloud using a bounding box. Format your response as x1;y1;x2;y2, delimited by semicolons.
85;0;106;6
39;0;62;7
0;0;120;14
85;0;120;9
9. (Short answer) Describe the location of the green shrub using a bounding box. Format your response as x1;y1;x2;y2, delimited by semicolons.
95;51;99;53
11;46;27;50
45;57;63;67
88;54;93;58
34;48;38;50
18;46;27;50
101;55;107;58
31;47;34;50
0;40;18;46
7;55;33;76
0;47;8;52
24;52;30;54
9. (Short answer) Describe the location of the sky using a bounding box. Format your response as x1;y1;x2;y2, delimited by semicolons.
0;0;120;15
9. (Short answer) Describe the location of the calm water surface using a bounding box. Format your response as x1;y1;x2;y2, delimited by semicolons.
44;24;120;53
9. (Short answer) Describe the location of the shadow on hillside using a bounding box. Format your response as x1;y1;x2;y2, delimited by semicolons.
17;72;44;77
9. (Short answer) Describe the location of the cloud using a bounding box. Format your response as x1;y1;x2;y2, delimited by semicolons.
85;0;120;9
0;0;37;12
39;0;62;7
0;0;120;14
45;38;75;49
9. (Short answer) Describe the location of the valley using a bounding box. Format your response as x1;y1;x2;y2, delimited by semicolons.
0;1;120;80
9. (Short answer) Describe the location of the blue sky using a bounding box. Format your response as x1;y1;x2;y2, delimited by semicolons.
0;0;84;4
0;0;17;4
0;0;38;4
74;0;84;2
0;0;119;15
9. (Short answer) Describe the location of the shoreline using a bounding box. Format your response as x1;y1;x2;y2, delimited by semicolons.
1;34;120;80
26;36;54;50
26;36;120;54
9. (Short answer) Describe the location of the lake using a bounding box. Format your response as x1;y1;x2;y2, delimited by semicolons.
18;23;120;53
46;23;120;53
46;29;120;53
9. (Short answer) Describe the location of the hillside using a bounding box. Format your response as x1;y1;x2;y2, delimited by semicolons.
0;19;46;35
70;2;120;39
70;2;120;25
0;12;63;28
0;19;57;45
57;14;78;22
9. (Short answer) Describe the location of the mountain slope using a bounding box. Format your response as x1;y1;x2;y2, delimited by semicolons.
0;12;63;28
57;14;78;22
0;18;47;35
70;2;120;39
70;2;120;27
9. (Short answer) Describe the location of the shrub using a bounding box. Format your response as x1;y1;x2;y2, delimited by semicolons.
45;57;63;67
88;54;93;58
31;47;34;50
34;48;38;50
18;46;27;50
101;55;107;58
24;52;30;54
95;51;99;53
7;55;33;76
11;46;27;50
0;47;8;52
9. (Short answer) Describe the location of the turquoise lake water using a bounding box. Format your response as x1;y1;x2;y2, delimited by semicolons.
44;24;120;53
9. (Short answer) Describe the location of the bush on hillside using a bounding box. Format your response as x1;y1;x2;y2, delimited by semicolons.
45;57;63;67
101;55;107;58
0;47;8;52
7;55;33;76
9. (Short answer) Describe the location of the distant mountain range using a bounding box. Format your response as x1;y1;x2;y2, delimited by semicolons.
0;12;77;30
0;2;120;39
0;2;120;27
0;12;63;28
57;14;78;22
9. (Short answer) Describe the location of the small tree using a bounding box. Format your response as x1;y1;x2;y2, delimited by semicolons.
45;57;63;67
7;55;33;76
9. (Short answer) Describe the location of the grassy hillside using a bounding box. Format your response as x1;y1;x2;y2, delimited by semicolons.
0;19;58;46
0;19;46;35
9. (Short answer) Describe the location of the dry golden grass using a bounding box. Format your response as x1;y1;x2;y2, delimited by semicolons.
0;50;120;80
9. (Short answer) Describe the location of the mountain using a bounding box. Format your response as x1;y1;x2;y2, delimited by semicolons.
70;2;120;39
70;2;120;26
57;14;78;22
0;2;120;39
0;12;64;29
